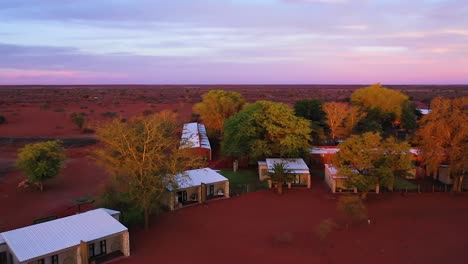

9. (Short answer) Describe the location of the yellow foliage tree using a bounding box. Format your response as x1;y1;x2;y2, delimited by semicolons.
193;90;245;137
351;83;409;120
416;97;468;192
94;111;203;229
323;101;349;140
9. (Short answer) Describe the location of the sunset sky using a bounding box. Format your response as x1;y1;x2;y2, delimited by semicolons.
1;0;467;84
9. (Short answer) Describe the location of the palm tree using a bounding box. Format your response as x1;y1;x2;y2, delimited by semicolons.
269;162;294;195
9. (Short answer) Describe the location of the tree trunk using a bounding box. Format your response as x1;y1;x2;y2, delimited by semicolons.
39;182;43;192
144;207;150;230
452;176;464;192
277;182;283;195
360;191;368;200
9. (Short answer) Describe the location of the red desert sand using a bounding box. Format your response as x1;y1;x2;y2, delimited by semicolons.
1;85;467;263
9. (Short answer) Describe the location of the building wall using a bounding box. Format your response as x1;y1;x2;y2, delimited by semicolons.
438;166;453;185
258;164;269;181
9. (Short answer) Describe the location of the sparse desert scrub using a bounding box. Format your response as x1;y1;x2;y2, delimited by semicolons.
315;218;337;240
337;195;368;226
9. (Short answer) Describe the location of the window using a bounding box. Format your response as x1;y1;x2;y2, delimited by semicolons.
37;259;45;264
100;240;107;255
209;185;214;196
0;252;6;264
51;255;58;264
89;243;95;257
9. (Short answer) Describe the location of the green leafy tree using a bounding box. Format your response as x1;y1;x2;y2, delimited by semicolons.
416;97;468;192
193;90;245;137
333;132;412;198
222;101;312;161
294;99;325;125
94;111;203;229
400;101;418;131
16;141;66;191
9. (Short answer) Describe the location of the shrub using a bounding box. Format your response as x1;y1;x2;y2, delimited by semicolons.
315;218;336;240
16;141;66;191
101;112;117;118
0;115;5;124
99;185;144;227
337;195;368;225
273;232;294;246
142;109;153;116
70;112;86;130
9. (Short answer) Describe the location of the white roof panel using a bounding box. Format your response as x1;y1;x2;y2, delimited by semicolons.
418;108;431;115
0;235;5;244
173;168;228;190
0;208;127;262
310;147;340;155
265;158;309;174
180;123;211;150
325;164;349;179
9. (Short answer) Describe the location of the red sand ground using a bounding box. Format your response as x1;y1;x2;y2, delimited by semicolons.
0;86;467;263
118;185;468;264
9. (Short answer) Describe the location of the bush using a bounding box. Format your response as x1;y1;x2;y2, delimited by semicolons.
0;115;5;124
70;112;86;130
101;112;117;118
99;185;144;227
337;195;368;225
315;218;336;240
273;232;294;246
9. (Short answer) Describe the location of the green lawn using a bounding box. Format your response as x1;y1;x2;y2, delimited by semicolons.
394;177;418;191
220;169;268;192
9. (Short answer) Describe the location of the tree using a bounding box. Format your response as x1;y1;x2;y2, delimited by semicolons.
70;112;86;130
94;111;203;229
400;101;418;131
0;115;5;124
294;99;325;125
333;132;412;198
322;101;349;140
350;83;409;120
342;106;365;137
193;90;245;137
16;141;66;191
416;97;468;192
268;162;294;195
222;101;312;161
294;99;326;144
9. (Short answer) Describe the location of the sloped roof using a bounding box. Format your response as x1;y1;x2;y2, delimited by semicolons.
265;158;309;174
0;208;127;262
172;168;228;190
180;122;211;150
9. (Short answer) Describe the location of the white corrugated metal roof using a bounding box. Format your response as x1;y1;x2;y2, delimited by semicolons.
310;147;340;155
180;122;211;150
101;208;120;216
265;158;309;174
325;164;349;179
418;108;431;115
0;208;127;262
172;168;228;190
0;235;5;244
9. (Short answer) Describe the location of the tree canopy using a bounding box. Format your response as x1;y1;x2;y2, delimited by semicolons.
351;83;409;120
333;132;412;198
193;89;245;137
322;101;348;140
94;111;203;229
16;140;66;191
222;100;312;161
416;96;468;192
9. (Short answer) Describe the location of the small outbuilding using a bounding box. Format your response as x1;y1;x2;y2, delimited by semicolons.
180;122;212;161
258;158;311;189
163;168;229;210
0;208;129;264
